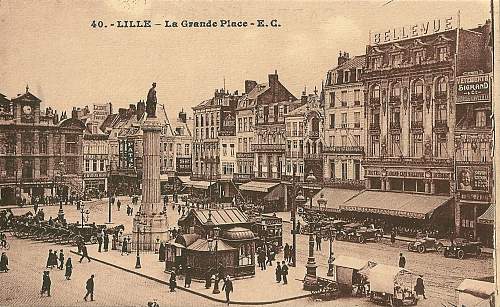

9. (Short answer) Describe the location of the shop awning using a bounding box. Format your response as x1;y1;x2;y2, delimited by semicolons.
178;176;191;183
340;191;452;219
264;184;285;201
186;239;236;252
239;181;279;193
310;188;362;212
160;174;169;181
478;204;494;225
332;255;374;271
184;180;214;190
456;279;496;299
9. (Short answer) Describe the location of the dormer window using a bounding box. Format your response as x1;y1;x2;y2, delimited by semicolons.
372;57;381;70
391;53;402;67
437;46;448;61
344;70;350;83
357;69;362;81
414;50;425;65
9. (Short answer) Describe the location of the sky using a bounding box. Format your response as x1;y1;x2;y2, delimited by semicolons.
0;0;491;121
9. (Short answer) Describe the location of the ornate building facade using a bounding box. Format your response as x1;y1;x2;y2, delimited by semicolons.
0;87;85;205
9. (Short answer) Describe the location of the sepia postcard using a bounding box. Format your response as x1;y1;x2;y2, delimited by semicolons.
0;0;498;306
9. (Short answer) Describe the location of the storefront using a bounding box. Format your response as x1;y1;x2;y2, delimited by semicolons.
238;181;282;211
477;204;494;248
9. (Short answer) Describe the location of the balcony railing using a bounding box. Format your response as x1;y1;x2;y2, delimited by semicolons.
389;96;401;104
435;119;448;127
324;178;365;190
250;144;286;152
233;173;253;182
390;122;401;130
303;153;322;160
411;93;424;102
363;156;453;167
285;152;303;158
309;131;320;138
323;146;364;154
370;97;381;105
236;152;254;159
435;91;447;100
411;121;423;129
369;123;380;131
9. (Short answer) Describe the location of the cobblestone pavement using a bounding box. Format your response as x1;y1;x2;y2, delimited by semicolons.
7;198;494;307
1;235;218;307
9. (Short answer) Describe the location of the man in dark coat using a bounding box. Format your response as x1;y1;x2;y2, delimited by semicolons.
184;266;192;288
415;275;426;299
275;262;281;283
80;244;91;263
46;249;53;269
284;244;290;263
159;242;165;262
221;276;233;305
398;253;406;268
169;271;177;292
205;268;212;289
316;233;322;251
103;233;109;252
58;250;65;270
84;274;95;301
390;229;397;244
40;271;51;297
0;252;9;272
281;261;288;284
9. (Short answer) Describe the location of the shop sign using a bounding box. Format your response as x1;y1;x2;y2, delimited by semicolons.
456;74;491;103
457;190;490;202
176;157;192;173
387;170;424;178
341;205;425;219
370;16;456;45
365;169;380;176
219;108;236;136
456;165;490;193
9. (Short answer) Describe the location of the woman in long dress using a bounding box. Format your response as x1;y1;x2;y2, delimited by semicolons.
65;258;73;280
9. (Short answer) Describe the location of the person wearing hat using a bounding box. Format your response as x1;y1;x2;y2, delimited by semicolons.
221;275;233;305
84;274;95;301
0;252;9;272
415;275;426;299
58;250;65;270
40;271;51;297
184;265;192;288
398;253;406;268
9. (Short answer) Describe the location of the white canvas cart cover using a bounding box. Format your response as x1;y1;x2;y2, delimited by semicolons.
360;264;414;294
333;255;372;270
456;279;495;299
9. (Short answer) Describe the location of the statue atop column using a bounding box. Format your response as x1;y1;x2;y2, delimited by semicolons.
146;82;157;118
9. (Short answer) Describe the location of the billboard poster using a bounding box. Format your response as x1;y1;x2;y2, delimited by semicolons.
456;166;489;191
456;74;491;103
219;109;236;136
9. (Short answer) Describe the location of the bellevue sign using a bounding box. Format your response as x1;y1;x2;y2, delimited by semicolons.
370;16;457;45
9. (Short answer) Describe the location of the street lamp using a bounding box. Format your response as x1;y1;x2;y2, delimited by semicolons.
57;161;65;222
80;204;90;229
327;225;335;277
261;219;268;262
293;190;306;267
306;171;316;209
303;228;318;290
135;220;146;269
208;226;221;294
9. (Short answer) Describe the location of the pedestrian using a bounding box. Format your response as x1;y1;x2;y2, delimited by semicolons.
177;205;181;215
296;220;301;234
121;237;128;256
117;199;121;211
415;275;426;299
450;231;455;246
79;244;91;263
398;253;406;268
284;243;290;263
275;262;281;283
184;266;192;288
40;271;51;297
34;202;39;214
46;249;52;268
316;233;322;251
103;233;109;252
58;250;65;270
97;231;103;253
0;252;9;272
281;261;288;285
65;258;73;280
266;246;273;266
126;205;130;216
205;268;212;289
391;229;396;244
159;242;165;262
222;275;233;305
84;274;95;301
169;271;177;292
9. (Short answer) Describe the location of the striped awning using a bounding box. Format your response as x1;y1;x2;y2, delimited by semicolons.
478;204;494;225
239;181;279;193
340;191;452;219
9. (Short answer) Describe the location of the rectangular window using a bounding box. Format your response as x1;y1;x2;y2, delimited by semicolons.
238;118;242;132
341;135;347;146
436;133;447;158
476;110;487;127
392;53;402;67
437;46;448;61
415;50;424;65
329;114;335;128
412;134;423;157
293;122;297;136
222;144;227;156
249;117;253;130
40;158;48;176
185;144;189;155
6;158;15;177
329;136;335;146
371;135;380;156
243;117;247;131
341;113;348;128
354;135;360;146
230;144;235;157
329;92;335;107
330;161;335;179
298;122;304;136
100;160;105;171
354;112;360;128
344;71;349;83
354;90;361;105
177;144;182;154
238;138;242;152
341;162;348;180
93;160;97;172
39;134;48;154
341;91;347;106
372;57;381;70
392;134;401;156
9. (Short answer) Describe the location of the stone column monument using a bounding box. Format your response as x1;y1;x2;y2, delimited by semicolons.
132;82;169;251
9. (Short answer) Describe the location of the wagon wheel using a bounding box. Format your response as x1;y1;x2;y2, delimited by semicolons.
357;235;365;244
336;233;343;241
435;243;443;252
374;233;381;242
457;249;465;259
417;244;425;253
407;243;413;251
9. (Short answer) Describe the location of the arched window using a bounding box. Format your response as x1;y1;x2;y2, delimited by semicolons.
412;79;424;100
390;82;401;100
435;77;447;97
371;84;380;100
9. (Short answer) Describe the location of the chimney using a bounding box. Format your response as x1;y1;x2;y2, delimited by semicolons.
137;100;145;119
178;109;187;123
71;108;78;119
118;108;127;117
301;88;308;104
338;51;350;66
244;80;257;94
268;70;278;87
234;90;239;95
129;104;136;113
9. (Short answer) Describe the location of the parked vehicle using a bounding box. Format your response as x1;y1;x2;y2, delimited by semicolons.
336;223;362;241
408;237;444;253
444;238;482;259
